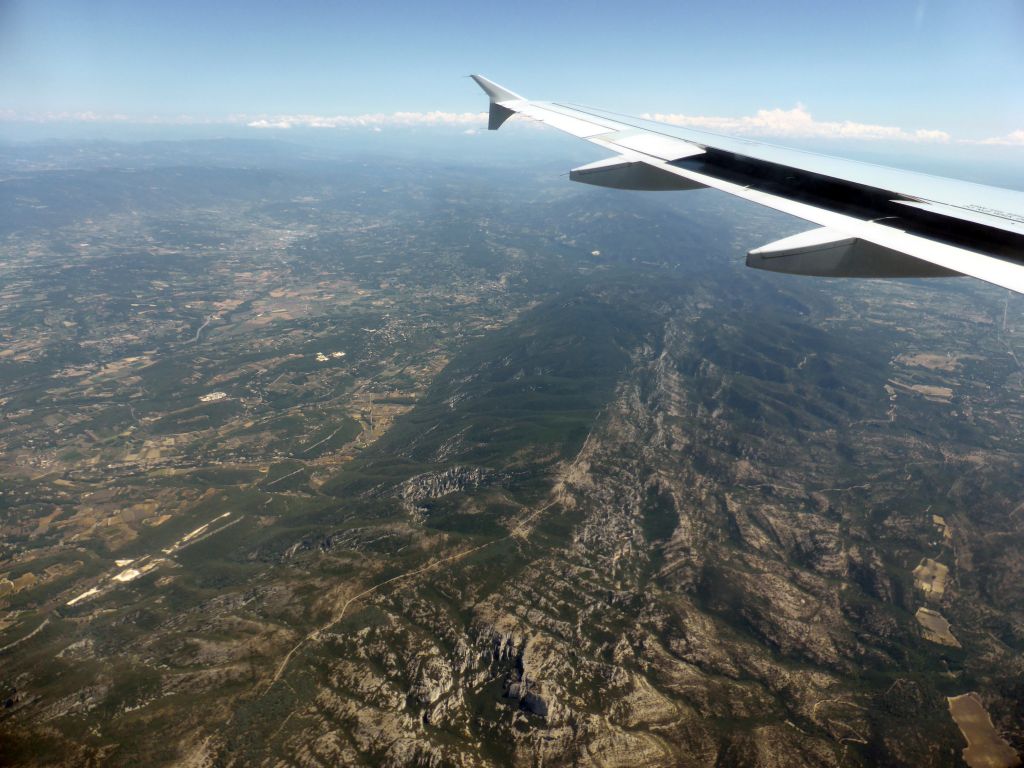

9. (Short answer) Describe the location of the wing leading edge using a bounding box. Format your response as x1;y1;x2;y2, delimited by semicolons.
470;74;1024;294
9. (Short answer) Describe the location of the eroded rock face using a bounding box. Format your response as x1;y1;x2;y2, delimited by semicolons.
8;276;1022;767
395;466;497;512
217;288;1022;765
179;292;1014;768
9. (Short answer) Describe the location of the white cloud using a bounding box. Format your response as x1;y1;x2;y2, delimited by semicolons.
0;108;488;129
10;104;1019;149
244;110;486;129
245;118;293;129
0;109;241;125
641;104;951;143
961;129;1024;146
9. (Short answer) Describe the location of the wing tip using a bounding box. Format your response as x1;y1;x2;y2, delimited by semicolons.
470;74;522;104
470;75;523;131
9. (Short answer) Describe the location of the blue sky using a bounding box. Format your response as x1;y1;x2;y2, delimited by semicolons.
1;0;1022;144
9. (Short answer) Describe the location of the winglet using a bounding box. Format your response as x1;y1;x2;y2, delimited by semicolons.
470;74;523;130
470;75;523;103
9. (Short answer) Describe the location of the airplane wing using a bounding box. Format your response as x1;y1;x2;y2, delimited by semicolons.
471;75;1024;294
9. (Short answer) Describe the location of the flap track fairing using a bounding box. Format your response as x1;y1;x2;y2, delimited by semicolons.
747;227;960;278
570;157;706;192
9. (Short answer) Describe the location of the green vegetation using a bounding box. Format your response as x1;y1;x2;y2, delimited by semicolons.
1;142;1022;767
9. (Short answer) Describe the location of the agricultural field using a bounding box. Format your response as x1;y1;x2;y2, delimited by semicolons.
0;138;1021;767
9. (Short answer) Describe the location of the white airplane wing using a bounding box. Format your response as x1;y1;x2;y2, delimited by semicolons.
471;75;1024;294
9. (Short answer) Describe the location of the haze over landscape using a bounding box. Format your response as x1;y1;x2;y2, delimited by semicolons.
1;1;1023;766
